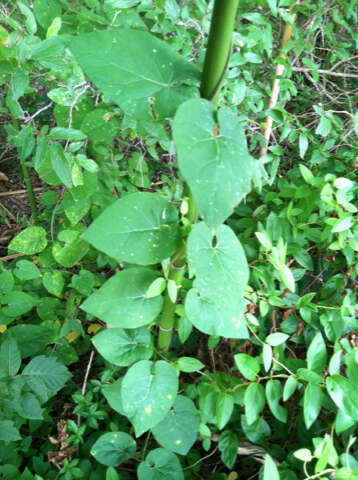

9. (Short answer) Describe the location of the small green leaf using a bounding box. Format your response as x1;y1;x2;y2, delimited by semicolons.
294;448;312;462
279;265;295;292
283;376;298;401
265;332;289;346
264;454;280;480
307;332;327;372
145;277;166;298
46;16;61;38
263;344;273;372
332;217;353;233
216;393;234;430
0;420;21;442
315;116;331;137
13;260;41;280
218;431;238;469
234;354;260;381
298;135;309;159
245;383;265;425
91;432;136;467
266;380;287;423
9;227;47;255
304;383;323;429
167;279;177;303
177;357;204;373
49;127;87;141
43;271;64;298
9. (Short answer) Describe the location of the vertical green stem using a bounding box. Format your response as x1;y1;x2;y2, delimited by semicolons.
157;0;239;351
21;162;38;217
200;0;239;106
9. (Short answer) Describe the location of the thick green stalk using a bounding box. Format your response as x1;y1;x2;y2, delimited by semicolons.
21;162;38;217
200;0;239;106
157;0;239;351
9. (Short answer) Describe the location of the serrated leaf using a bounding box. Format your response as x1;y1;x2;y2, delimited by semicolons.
299;134;309;159
92;327;153;366
0;338;21;378
91;432;136;467
83;192;181;265
23;355;71;401
66;29;199;121
121;360;178;436
152;395;200;455
185;222;249;339
0;420;21;442
81;268;163;328
173;99;253;228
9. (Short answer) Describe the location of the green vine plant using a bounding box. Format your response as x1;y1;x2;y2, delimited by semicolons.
59;0;257;476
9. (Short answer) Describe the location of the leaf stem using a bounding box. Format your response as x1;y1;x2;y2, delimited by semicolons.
21;161;38;217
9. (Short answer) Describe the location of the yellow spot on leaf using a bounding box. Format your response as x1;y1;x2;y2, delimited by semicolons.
88;324;102;335
0;325;7;334
145;406;152;414
175;440;182;445
65;331;79;343
167;395;172;399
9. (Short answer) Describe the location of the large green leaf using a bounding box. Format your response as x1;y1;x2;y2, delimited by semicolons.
266;380;287;423
245;383;265;425
152;395;200;455
138;448;184;480
65;29;199;121
2;291;37;317
81;268;163;328
91;432;136;467
92;327;153;366
185;222;248;338
173;98;253;229
83;192;181;265
121;360;178;436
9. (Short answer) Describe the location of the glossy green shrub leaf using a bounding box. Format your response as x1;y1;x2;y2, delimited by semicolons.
234;354;260;381
283;376;298;401
121;360;178;436
92;327;153;366
218;431;238;469
49;143;72;188
307;332;327;372
2;291;37;317
326;375;358;421
8;227;47;255
81;109;119;143
186;222;249;338
0;338;21;378
216;393;234;430
263;454;280;480
152;395;200;455
91;432;136;467
304;383;323;429
138;448;183;480
173;98;253;229
177;357;204;373
245;383;265;425
66;29;199;121
83;192;181;265
49;127;87;141
81;268;163;328
266;380;287;423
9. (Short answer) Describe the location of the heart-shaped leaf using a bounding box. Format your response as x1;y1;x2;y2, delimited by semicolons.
173;98;253;229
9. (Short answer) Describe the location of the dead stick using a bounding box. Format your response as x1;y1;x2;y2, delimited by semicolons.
260;10;297;156
0;187;43;197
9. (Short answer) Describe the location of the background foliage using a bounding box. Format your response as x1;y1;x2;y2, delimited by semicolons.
0;0;358;479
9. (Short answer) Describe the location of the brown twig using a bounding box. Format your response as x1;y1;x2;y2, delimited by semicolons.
292;67;358;79
260;8;298;156
0;253;24;262
0;187;43;197
77;350;95;428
